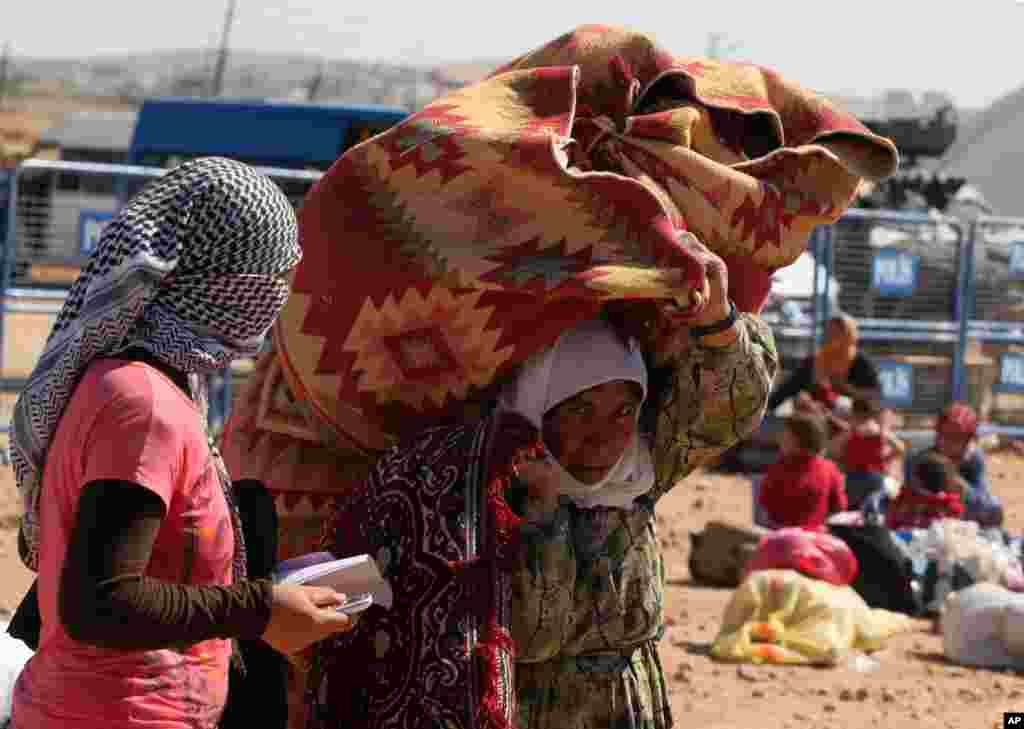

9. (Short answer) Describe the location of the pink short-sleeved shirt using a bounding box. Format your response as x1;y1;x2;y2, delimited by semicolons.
12;359;235;729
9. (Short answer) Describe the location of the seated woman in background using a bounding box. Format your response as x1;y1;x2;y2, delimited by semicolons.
767;314;880;429
902;402;1003;528
829;398;905;509
758;413;848;531
730;314;881;470
887;451;967;531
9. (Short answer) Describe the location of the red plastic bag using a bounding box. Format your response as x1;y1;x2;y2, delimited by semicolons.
744;528;859;586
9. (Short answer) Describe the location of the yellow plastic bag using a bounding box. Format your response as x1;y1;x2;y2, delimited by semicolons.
711;569;916;665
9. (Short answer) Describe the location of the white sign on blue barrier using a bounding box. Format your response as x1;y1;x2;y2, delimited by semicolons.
1010;242;1024;279
877;359;914;407
79;210;115;256
871;248;919;297
998;352;1024;393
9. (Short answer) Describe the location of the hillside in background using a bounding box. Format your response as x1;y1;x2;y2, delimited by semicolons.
9;50;439;108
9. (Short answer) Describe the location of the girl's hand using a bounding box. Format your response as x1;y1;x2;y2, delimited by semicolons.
261;584;355;656
652;242;735;358
514;458;561;515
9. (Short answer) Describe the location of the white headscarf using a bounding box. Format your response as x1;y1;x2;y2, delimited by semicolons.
499;318;655;509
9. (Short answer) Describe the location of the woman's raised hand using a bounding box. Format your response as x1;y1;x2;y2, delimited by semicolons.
655;239;735;357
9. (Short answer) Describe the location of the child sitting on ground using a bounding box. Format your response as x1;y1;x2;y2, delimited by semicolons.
886;451;967;531
829;398;905;509
758;413;848;531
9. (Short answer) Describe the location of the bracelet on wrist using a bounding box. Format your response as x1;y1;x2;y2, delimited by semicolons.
689;300;738;339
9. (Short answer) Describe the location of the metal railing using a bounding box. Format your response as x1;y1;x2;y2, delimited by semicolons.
961;215;1024;438
810;209;968;437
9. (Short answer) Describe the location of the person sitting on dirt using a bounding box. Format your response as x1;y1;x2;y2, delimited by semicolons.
829;398;905;509
725;314;881;471
903;402;1003;528
766;314;881;428
886;451;967;531
758;412;848;531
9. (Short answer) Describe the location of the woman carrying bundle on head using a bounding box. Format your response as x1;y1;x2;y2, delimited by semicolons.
307;254;777;729
220;24;900;729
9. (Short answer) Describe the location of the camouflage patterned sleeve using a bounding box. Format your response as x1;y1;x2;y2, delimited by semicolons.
510;500;576;663
647;313;778;501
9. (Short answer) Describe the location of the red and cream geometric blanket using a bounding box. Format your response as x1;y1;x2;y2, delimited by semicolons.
269;23;899;464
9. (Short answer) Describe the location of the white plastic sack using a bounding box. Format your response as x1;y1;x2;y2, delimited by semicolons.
943;583;1024;669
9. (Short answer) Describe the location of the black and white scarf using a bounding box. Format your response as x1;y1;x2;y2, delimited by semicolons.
10;157;301;579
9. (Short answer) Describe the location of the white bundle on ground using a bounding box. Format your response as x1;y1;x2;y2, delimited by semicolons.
943;583;1024;669
0;622;32;727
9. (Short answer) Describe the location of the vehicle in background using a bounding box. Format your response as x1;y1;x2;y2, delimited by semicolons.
6;98;408;287
124;97;407;202
13;111;140;283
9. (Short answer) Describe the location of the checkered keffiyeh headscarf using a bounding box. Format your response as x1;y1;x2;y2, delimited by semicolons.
10;157;301;575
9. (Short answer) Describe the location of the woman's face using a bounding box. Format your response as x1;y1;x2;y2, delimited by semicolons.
825;318;851;344
936;428;971;462
543;380;643;484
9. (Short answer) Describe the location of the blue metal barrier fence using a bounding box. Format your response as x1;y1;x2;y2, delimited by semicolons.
806;209;967;440
962;215;1024;439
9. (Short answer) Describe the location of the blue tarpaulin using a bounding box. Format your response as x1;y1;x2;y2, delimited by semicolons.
128;97;407;171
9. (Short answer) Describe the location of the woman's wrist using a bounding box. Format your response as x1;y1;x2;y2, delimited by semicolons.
695;323;740;348
690;300;739;348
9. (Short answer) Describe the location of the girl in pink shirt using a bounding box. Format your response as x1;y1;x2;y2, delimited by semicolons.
8;158;354;729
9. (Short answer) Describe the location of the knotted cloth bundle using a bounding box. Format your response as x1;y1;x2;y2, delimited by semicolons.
274;23;899;458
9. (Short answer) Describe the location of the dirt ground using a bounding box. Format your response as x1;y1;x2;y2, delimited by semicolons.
1;454;1023;728
653;457;1024;729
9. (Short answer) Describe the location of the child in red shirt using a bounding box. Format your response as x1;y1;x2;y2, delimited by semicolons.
759;413;848;531
887;451;966;531
829;398;905;509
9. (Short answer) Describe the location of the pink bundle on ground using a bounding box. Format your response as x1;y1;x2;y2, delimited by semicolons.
745;528;859;586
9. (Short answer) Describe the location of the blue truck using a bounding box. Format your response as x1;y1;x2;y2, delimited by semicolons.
127;96;407;171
